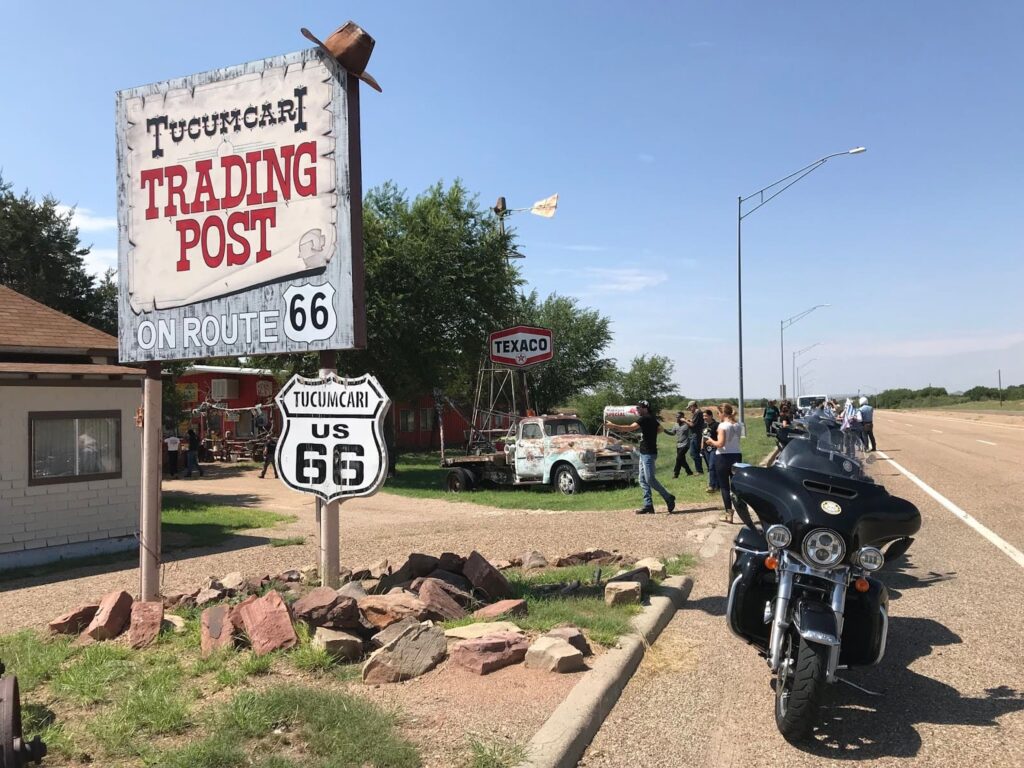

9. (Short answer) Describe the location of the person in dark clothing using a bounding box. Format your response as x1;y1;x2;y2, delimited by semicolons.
663;412;693;477
259;435;278;478
184;428;204;478
683;401;706;474
607;400;675;515
701;408;720;494
763;401;780;435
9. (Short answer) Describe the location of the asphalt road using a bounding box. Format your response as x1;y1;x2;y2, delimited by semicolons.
581;411;1024;768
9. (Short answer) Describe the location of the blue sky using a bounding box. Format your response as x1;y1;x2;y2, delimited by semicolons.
2;2;1022;398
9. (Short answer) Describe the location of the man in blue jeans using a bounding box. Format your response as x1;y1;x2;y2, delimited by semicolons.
608;400;676;515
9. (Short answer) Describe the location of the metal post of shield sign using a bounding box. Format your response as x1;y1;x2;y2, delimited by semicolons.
275;373;390;502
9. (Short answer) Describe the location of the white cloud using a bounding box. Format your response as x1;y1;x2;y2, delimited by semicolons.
580;268;668;293
83;247;119;276
55;205;117;232
829;331;1024;358
637;153;655;164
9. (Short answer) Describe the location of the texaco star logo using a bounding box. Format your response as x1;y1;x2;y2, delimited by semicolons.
516;353;528;365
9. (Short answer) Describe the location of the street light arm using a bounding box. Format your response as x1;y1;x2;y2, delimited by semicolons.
782;303;831;330
740;149;864;220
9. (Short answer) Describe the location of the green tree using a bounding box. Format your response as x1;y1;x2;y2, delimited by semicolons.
516;291;615;413
618;354;678;414
89;268;119;336
0;175;100;326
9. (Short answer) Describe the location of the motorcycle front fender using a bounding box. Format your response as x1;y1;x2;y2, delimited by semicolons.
793;600;840;647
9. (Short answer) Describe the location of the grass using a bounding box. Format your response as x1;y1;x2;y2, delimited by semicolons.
384;428;776;511
467;736;528;768
51;643;134;704
268;535;307;548
0;630;74;691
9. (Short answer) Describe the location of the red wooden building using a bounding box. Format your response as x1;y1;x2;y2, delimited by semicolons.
390;394;485;451
173;365;280;439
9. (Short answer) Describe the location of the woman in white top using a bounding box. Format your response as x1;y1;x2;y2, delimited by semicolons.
704;403;743;523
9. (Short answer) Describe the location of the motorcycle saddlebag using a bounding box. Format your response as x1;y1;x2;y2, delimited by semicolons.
839;576;888;667
728;533;774;651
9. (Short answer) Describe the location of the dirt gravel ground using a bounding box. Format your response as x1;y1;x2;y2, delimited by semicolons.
0;462;719;633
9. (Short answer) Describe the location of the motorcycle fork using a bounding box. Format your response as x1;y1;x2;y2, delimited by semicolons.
827;579;848;683
767;568;794;672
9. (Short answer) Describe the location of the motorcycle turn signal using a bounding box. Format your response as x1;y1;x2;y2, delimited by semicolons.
764;555;779;570
854;577;870;592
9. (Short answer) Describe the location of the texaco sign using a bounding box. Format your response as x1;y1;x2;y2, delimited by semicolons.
115;47;365;362
488;325;554;368
274;373;389;502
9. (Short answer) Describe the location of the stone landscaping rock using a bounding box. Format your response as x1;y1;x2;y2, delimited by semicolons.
556;548;620;567
242;575;270;595
201;577;224;591
299;565;319;585
525;636;586;673
357;594;429;631
162;592;194;609
195;587;224;607
362;621;446;684
312;627;364;661
387;586;415;595
472;599;528;620
370;616;421;648
444;621;523;640
163;614;187;634
544;627;592;657
229;595;259;635
292;587;344;624
48;604;98;635
412;571;475;605
490;559;515;571
276;569;302;583
437;552;465;574
608;566;651;588
338;581;369;600
521;550;549;570
352;559;390;581
635;558;667;579
128;601;164;649
240;590;298;655
464;550;512;600
361;578;381;593
605;581;642;606
417;579;467;622
84;590;133;641
220;572;246;594
201;605;235;656
451;631;530;675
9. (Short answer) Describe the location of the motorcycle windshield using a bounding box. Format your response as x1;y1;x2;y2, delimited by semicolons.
813;417;873;482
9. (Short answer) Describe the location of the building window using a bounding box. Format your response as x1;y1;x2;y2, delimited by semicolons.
420;408;435;432
29;410;122;485
399;409;415;432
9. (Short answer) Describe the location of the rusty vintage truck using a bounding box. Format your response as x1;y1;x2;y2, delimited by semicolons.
442;414;639;494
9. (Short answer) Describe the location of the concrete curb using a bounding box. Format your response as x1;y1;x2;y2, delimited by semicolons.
514;575;695;768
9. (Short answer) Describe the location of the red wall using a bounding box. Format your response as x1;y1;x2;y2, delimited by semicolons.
175;371;280;437
392;394;473;451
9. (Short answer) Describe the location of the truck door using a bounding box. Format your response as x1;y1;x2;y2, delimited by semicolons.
514;422;545;480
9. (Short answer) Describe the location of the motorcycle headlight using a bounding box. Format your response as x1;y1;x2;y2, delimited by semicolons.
802;528;846;567
855;546;884;572
766;524;792;549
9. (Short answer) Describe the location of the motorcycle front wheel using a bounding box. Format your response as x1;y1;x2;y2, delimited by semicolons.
774;631;829;742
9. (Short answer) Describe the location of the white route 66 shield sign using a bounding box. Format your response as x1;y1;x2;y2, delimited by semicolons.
275;373;390;502
282;282;339;344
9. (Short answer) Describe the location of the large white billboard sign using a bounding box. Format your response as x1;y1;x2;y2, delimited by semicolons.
115;48;365;361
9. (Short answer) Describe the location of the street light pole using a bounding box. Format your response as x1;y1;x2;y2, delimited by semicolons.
792;342;819;403
780;305;830;399
736;147;865;430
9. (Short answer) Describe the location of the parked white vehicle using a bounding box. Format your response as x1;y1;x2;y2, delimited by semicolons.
796;394;829;415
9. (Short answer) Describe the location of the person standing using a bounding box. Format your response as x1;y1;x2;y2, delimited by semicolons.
607;400;675;514
763;401;779;435
858;396;876;451
683;401;706;474
700;408;720;495
705;403;743;523
259;434;278;478
663;411;693;477
164;433;181;478
184;428;205;479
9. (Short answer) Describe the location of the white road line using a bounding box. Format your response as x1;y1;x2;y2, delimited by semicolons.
931;429;943;433
894;412;1024;431
903;423;914;427
878;450;1024;569
977;439;997;446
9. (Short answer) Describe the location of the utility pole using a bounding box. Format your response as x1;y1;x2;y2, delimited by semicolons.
999;369;1003;406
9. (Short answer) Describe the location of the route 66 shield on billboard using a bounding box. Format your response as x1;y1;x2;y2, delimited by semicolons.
275;373;390;502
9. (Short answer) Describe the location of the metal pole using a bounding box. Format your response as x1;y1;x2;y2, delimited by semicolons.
139;361;162;601
780;321;785;400
999;369;1003;406
737;196;745;431
791;352;796;404
319;349;340;588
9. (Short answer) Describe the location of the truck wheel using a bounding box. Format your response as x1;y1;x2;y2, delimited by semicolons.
445;468;475;493
554;464;582;495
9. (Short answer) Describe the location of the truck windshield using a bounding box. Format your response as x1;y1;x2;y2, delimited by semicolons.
544;419;589;436
797;396;818;409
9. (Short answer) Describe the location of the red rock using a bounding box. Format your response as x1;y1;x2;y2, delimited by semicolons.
229;595;259;635
608;566;651;588
544;627;592;656
129;601;164;649
412;571;475;604
201;605;235;656
242;575;270;595
292;587;343;624
463;551;512;600
451;631;530;675
472;599;528;620
195;588;224;607
556;549;619;567
362;622;446;683
48;604;98;635
240;590;298;655
417;579;466;621
380;553;440;591
437;552;465;574
357;594;429;631
84;590;133;641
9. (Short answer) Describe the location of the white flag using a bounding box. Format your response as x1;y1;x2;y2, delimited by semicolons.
530;193;558;218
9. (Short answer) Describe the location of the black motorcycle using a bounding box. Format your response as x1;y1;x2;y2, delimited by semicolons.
726;423;921;741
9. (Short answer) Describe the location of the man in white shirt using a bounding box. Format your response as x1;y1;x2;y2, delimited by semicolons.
858;396;876;451
164;433;181;477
